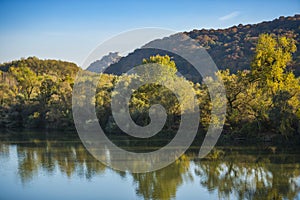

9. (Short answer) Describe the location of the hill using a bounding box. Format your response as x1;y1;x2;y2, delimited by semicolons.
86;52;121;73
94;15;300;80
184;14;300;74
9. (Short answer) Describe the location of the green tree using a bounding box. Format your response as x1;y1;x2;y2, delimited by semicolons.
9;65;41;101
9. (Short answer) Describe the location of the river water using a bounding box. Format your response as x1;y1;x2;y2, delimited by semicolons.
0;131;299;200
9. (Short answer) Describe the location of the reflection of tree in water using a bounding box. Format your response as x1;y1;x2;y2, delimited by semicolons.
194;149;300;200
131;155;192;200
1;138;300;200
0;142;9;158
14;140;106;184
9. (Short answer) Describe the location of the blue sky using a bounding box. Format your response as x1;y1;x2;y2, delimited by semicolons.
0;0;299;67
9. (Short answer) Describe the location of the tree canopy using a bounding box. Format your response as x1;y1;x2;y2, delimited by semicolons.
0;34;299;142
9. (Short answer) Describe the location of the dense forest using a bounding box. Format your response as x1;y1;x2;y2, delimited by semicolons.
0;58;79;129
0;32;299;142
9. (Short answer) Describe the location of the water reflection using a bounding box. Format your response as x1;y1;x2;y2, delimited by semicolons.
132;155;192;200
195;156;300;200
0;132;300;200
16;143;106;183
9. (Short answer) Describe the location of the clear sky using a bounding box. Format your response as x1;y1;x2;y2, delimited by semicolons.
0;0;299;67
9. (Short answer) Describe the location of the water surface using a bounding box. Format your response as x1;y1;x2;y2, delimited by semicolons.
0;131;299;200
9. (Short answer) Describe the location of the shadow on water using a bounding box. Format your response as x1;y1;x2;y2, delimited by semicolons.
0;130;299;200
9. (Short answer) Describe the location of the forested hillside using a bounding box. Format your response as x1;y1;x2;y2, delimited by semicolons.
99;15;300;80
185;15;300;74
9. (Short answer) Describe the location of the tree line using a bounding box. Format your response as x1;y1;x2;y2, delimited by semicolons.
0;34;299;141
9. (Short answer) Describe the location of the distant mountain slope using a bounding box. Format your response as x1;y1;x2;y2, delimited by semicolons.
104;48;202;82
184;14;300;74
99;15;300;79
86;52;121;73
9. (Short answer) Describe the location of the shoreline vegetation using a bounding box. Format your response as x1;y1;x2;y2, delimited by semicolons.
1;18;300;145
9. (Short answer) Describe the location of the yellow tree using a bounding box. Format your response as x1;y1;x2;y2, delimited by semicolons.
251;33;296;94
251;34;299;136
